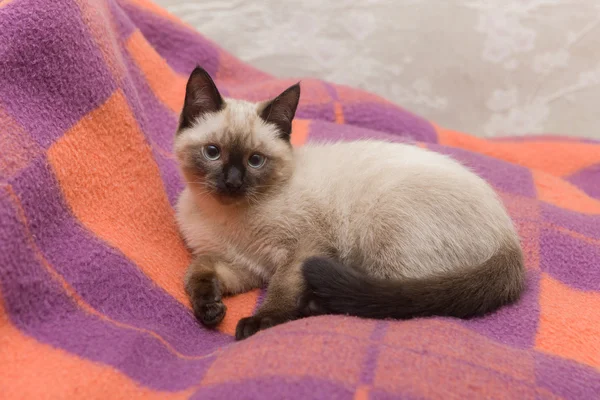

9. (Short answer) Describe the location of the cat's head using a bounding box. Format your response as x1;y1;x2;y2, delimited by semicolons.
174;67;300;204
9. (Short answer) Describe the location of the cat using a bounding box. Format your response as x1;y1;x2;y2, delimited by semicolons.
174;66;525;341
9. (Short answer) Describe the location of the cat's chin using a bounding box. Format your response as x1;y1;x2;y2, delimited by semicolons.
214;193;247;206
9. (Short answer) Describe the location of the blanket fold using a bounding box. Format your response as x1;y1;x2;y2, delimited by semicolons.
0;1;598;399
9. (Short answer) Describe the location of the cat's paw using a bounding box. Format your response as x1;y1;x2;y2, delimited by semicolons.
297;289;328;317
235;313;289;340
193;299;227;327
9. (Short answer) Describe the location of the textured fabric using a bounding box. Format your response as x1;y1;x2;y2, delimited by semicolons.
1;1;599;399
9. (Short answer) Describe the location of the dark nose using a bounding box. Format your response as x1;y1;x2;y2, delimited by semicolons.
225;167;243;190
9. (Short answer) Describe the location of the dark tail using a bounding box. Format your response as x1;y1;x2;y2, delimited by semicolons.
300;244;525;319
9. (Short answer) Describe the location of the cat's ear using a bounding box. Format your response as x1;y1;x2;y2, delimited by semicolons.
179;66;224;131
259;83;301;139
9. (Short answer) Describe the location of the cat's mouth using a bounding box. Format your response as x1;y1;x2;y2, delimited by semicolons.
214;189;248;205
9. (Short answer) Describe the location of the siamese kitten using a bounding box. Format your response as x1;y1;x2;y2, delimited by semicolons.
175;67;525;341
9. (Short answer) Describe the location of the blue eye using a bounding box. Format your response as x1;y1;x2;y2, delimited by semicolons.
202;145;220;161
248;153;266;168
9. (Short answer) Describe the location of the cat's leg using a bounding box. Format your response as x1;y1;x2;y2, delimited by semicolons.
185;255;262;327
235;262;303;340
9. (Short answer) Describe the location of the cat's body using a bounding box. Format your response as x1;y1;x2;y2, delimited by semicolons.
179;140;517;281
175;67;525;340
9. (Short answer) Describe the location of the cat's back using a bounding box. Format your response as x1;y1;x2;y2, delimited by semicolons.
286;140;518;276
292;140;511;228
291;140;480;197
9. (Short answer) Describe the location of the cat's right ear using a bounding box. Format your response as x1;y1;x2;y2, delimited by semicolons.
259;83;301;140
178;66;224;131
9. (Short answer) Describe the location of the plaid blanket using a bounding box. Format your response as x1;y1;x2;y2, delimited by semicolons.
1;0;599;398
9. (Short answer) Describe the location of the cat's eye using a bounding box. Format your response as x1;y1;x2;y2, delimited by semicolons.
248;153;266;169
202;145;221;161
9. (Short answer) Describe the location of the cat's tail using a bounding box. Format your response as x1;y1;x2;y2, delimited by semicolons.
299;243;525;320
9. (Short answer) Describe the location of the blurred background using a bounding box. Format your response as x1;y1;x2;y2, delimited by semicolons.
154;0;600;139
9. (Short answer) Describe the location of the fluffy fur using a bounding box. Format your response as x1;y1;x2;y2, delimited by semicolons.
175;67;525;340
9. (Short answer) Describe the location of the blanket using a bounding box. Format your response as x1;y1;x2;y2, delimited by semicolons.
1;0;599;398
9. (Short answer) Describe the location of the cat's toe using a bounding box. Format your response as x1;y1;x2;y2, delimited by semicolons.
193;300;227;327
297;290;327;317
235;314;289;340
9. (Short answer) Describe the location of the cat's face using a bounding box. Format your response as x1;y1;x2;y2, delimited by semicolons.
174;67;300;204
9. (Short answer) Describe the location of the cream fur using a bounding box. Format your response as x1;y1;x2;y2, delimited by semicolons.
176;104;520;284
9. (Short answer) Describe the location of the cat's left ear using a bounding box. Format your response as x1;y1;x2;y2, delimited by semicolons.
178;66;224;131
259;83;301;140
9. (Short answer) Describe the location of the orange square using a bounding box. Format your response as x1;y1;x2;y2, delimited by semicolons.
536;274;600;369
372;343;539;399
383;320;536;383
534;171;600;215
498;192;541;271
498;191;540;223
202;328;367;387
126;30;186;114
291;119;310;147
436;127;600;178
47;90;189;305
274;316;378;341
517;220;540;271
218;290;261;336
436;126;486;153
0;298;189;400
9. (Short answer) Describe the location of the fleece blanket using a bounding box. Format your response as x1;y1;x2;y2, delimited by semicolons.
1;0;599;398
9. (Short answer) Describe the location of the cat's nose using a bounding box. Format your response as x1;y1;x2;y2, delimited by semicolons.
225;168;243;189
225;178;242;190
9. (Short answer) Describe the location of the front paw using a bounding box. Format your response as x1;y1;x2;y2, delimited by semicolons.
193;299;227;327
235;313;290;340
